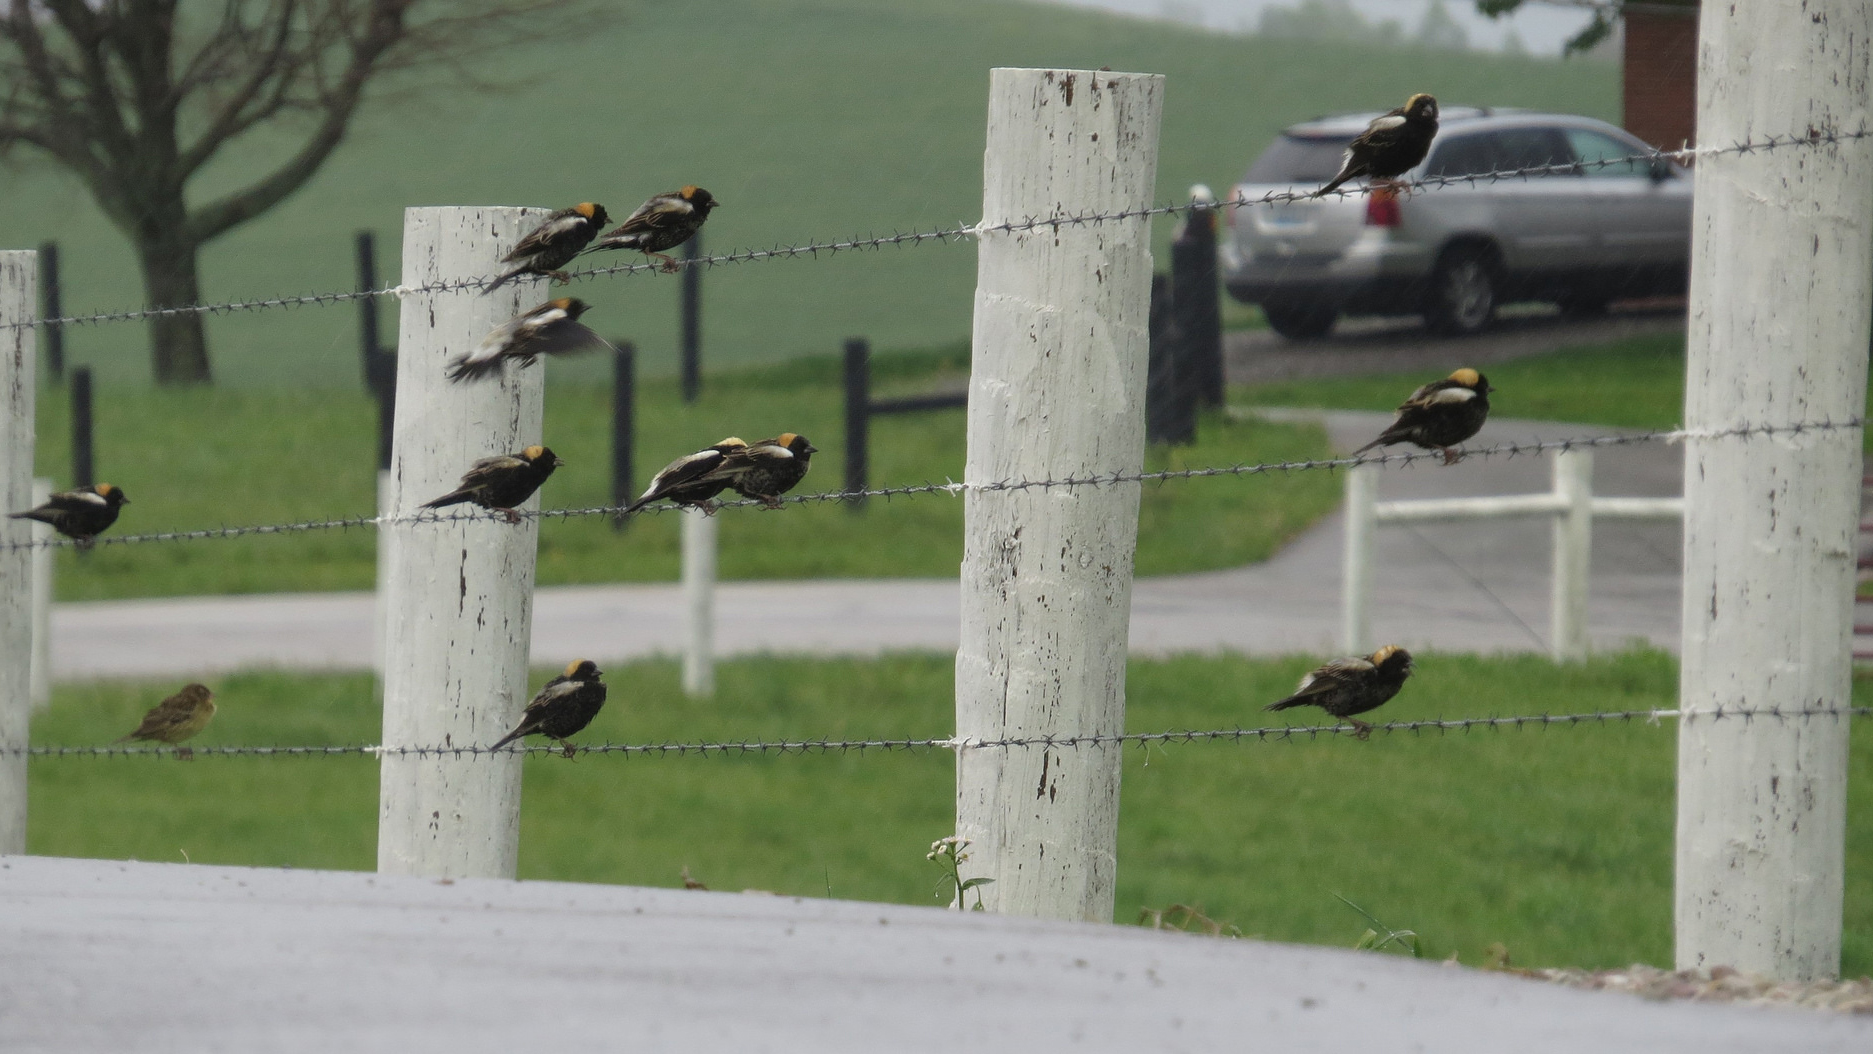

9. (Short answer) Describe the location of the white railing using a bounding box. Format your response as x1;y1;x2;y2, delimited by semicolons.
1341;449;1684;662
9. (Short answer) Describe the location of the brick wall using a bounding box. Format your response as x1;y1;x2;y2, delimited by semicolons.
1623;6;1699;150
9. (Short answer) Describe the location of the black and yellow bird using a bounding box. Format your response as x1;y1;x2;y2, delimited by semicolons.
582;186;719;272
1315;93;1440;198
420;445;564;523
1265;645;1413;739
732;433;817;508
484;203;610;292
117;683;216;759
626;438;752;515
8;483;129;549
446;297;614;383
1354;367;1493;465
490;659;608;758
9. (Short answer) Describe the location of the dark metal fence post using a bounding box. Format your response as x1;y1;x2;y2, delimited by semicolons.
71;367;94;487
843;338;870;510
680;233;702;403
1171;197;1224;407
1146;273;1195;446
38;242;63;384
612;341;636;530
357;231;396;471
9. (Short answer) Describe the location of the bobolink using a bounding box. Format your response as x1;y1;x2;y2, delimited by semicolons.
1355;367;1493;465
732;433;817;508
582;186;719;273
490;659;608;758
420;445;564;524
446;297;614;383
1316;93;1439;198
626;438;752;515
8;483;128;549
1264;645;1413;739
116;683;216;759
484;202;611;292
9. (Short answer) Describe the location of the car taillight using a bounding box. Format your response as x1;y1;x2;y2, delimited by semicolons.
1365;188;1401;228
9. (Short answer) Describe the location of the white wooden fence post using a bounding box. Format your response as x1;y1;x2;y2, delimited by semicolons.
954;68;1162;922
1550;449;1591;662
1341;463;1377;654
373;468;392;678
378;206;548;880
0;251;36;854
681;507;715;698
1676;0;1873;980
29;478;51;711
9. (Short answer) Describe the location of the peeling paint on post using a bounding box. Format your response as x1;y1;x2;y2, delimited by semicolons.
1676;0;1873;980
0;250;35;854
378;207;548;880
954;69;1163;922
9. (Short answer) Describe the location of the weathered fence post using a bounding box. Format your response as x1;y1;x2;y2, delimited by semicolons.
70;367;92;487
681;507;716;698
611;341;635;530
1550;449;1591;662
37;242;61;385
1341;462;1377;654
1145;272;1195;446
843;337;870;508
1676;0;1873;980
954;68;1162;922
378;206;548;880
681;233;702;404
29;479;51;711
1171;187;1223;408
357;230;396;474
0;250;37;854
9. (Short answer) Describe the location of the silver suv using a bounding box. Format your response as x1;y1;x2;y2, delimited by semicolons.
1221;108;1691;339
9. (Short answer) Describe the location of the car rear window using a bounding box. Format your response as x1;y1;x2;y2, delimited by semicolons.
1426;128;1575;178
1243;134;1353;184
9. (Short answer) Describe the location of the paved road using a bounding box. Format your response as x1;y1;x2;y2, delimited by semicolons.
53;411;1683;681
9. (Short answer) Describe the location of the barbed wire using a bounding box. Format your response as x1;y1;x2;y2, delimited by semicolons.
3;416;1858;554
14;704;1868;760
5;127;1864;333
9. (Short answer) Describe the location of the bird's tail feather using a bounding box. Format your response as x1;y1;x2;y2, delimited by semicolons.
445;355;503;384
420;491;471;511
489;727;528;752
481;267;525;295
1264;697;1307;712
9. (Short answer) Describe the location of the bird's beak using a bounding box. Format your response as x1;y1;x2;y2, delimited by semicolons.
554;457;567;467
805;444;819;454
120;497;131;504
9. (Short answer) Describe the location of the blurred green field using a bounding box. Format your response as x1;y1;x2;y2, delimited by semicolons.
34;346;1341;599
0;0;1616;387
27;651;1873;973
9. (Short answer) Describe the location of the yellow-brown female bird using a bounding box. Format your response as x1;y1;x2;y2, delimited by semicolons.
446;297;614;383
1355;368;1493;465
582;186;719;272
626;438;752;515
490;660;608;758
1264;646;1413;739
117;683;216;759
484;203;610;292
8;483;129;549
1316;93;1440;198
420;445;564;523
732;433;817;508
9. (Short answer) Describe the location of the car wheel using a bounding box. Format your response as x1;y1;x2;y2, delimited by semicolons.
1262;301;1338;341
1424;248;1498;336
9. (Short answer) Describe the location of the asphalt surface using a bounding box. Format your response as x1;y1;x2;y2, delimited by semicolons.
6;855;1865;1053
52;411;1684;680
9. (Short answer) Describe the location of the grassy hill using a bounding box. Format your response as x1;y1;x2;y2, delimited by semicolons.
0;0;1617;388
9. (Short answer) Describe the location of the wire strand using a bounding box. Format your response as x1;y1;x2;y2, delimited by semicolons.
17;705;1869;760
7;127;1865;333
2;416;1857;554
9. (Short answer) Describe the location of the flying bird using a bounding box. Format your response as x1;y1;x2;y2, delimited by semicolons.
117;683;217;759
420;445;564;523
490;660;609;758
483;202;610;292
1354;367;1493;465
582;186;719;273
8;483;129;549
1316;93;1439;198
1265;646;1414;739
445;297;613;383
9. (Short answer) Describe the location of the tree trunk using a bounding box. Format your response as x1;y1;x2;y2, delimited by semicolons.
135;232;212;385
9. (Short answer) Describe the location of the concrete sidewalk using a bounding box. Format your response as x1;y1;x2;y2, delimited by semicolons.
53;412;1684;681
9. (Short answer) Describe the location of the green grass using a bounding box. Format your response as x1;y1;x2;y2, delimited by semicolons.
27;652;1873;973
35;347;1340;600
0;0;1615;388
